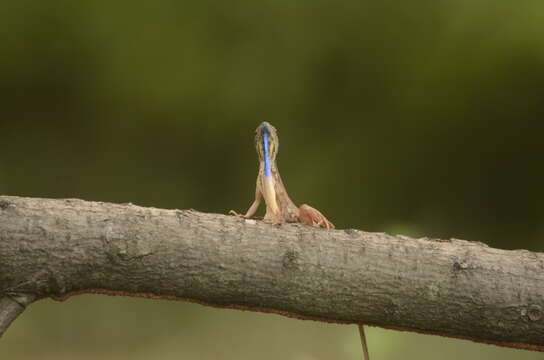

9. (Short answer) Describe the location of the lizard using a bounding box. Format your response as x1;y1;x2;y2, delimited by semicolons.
229;121;370;360
229;121;334;229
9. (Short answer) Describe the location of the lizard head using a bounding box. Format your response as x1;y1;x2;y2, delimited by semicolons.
255;122;279;176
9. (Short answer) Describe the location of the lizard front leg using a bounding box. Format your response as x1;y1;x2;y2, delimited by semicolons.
229;182;262;219
229;178;283;225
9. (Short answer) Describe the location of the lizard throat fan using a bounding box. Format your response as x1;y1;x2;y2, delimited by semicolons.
263;131;272;177
259;122;280;216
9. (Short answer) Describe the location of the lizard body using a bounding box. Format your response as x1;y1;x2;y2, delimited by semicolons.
230;122;334;229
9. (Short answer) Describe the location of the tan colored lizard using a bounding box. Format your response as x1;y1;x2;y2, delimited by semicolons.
229;122;334;228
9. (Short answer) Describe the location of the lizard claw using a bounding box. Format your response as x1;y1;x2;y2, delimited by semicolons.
229;210;266;222
229;210;264;221
298;204;335;229
229;210;245;218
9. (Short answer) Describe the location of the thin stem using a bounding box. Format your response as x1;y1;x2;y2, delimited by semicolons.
358;324;370;360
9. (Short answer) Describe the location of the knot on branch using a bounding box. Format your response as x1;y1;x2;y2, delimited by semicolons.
0;199;11;210
527;305;542;322
282;249;300;271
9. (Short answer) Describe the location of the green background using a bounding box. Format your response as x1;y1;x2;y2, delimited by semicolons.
1;1;544;359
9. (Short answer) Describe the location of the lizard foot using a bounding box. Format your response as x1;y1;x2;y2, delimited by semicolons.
262;216;285;226
298;204;335;229
229;210;246;218
229;210;263;220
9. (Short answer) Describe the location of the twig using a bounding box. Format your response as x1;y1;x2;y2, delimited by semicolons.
358;325;370;360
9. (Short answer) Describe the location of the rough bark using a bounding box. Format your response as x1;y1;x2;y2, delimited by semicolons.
0;195;543;351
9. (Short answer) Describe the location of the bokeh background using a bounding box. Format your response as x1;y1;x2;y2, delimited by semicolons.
2;1;544;359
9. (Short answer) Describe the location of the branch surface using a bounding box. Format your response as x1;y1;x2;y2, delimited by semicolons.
0;195;543;351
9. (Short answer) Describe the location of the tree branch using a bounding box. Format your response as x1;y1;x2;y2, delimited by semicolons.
0;195;543;351
0;293;36;337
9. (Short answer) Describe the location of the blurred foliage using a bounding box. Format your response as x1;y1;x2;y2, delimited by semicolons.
1;1;544;359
